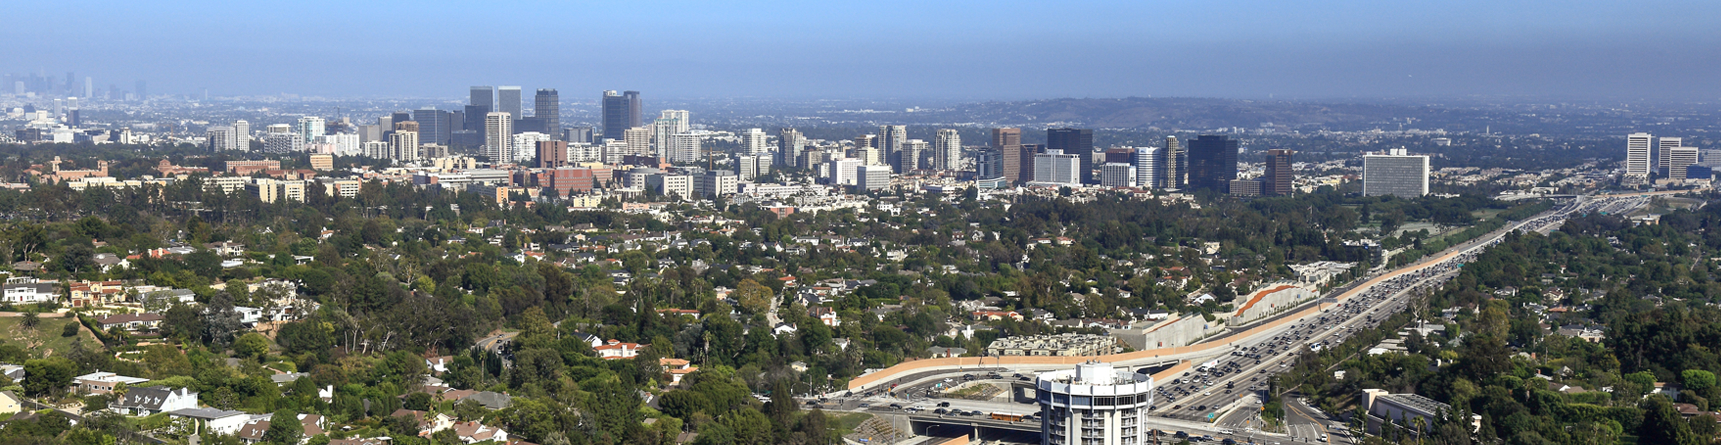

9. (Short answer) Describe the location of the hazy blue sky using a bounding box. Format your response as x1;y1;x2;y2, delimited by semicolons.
5;0;1718;100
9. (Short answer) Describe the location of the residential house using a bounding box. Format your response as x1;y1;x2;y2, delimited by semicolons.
594;340;644;360
810;307;841;327
972;310;1023;322
390;409;454;435
96;313;164;332
169;408;251;436
927;347;967;358
75;371;149;395
237;414;326;444
1;282;57;304
449;421;509;443
91;253;129;272
110;386;198;416
0;391;21;416
204;242;246;257
660;358;698;385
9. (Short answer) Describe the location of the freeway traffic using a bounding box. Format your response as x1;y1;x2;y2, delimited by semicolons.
818;193;1670;444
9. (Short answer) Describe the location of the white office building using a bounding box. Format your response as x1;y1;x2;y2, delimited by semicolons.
857;165;891;191
485;112;513;165
667;133;702;163
1362;148;1430;198
1134;147;1162;189
1667;146;1699;180
1036;361;1154;445
1657;136;1682;174
1033;149;1082;186
1625;132;1653;178
827;158;863;186
1099;163;1136;187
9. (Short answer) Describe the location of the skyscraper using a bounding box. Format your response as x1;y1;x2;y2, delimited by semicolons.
625;127;653;157
653;110;690;159
902;139;929;171
1363;149;1429;198
232;120;250;149
297;117;326;146
1668;146;1699;180
412;108;450;145
1657;136;1683;175
993;128;1023;183
742;128;769;155
485;112;513;164
1135;146;1163;189
83;77;92;98
1033;149;1082;185
1048;128;1095;184
537;140;568;168
469;86;494;110
777;128;803;167
1164;136;1184;188
667;133;702;163
935;129;961;171
977;150;1005;180
535;89;560;139
878;125;908;173
497;86;522;123
1263;149;1294;196
134;80;146;100
1186;135;1239;192
601;90;641;141
1625;133;1653;178
392;121;420;162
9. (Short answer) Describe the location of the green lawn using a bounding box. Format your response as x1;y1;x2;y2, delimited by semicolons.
831;412;872;437
0;314;102;358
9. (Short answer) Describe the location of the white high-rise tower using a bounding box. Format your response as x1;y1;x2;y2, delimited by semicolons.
1657;136;1683;174
934;129;962;171
486;112;514;164
742;128;769;155
1625;133;1653;178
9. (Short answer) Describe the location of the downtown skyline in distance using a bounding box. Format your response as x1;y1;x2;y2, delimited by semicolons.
3;0;1719;101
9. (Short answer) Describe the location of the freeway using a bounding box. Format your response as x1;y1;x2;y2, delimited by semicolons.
824;192;1675;443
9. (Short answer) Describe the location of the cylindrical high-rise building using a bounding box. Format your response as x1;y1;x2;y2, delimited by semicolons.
1036;361;1154;445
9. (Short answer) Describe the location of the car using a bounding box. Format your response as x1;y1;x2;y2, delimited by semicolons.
933;408;947;415
1173;405;1183;410
937;402;950;407
858;403;871;408
1197;405;1207;411
889;403;902;409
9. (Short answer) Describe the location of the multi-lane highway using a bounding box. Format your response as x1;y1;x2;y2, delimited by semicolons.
821;192;1675;444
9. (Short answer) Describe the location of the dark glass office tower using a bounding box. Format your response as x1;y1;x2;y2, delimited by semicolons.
1187;135;1240;192
602;90;642;141
498;86;522;124
469;86;494;112
1047;128;1095;184
1264;149;1294;196
413;109;451;145
535;89;560;140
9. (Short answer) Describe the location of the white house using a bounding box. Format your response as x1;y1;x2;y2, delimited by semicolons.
1;282;57;304
593;340;644;360
111;386;198;416
169;408;251;436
